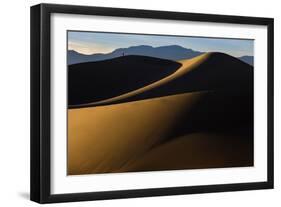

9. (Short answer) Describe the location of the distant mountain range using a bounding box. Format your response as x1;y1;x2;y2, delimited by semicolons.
68;45;253;66
238;56;254;66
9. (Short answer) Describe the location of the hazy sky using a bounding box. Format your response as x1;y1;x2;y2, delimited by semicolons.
68;31;254;57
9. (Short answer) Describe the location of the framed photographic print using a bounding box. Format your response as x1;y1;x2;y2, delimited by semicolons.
30;3;274;203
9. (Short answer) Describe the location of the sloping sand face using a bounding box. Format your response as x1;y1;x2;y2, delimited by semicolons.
68;92;204;175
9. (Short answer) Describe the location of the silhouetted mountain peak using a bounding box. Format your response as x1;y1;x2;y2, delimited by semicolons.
238;55;254;66
128;45;153;49
68;45;203;65
68;50;81;55
158;45;190;50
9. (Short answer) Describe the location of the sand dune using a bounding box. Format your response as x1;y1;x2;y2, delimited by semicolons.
68;92;205;175
70;52;252;108
67;53;253;175
70;53;209;108
68;55;181;106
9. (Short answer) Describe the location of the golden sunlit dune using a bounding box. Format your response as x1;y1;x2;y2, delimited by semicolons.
68;91;205;175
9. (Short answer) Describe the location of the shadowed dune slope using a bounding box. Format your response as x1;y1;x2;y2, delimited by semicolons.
68;55;181;106
116;132;253;173
126;52;253;103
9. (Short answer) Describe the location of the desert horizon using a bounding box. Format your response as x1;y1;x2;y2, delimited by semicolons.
67;44;254;66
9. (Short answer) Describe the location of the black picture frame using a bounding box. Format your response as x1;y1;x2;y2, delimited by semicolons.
30;3;274;204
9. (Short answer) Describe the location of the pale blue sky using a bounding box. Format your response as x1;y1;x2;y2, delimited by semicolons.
68;31;254;57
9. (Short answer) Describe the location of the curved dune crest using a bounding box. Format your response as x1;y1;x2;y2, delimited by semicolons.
68;55;182;106
69;53;210;108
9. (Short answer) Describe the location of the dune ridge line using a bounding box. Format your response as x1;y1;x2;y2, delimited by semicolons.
69;53;210;108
